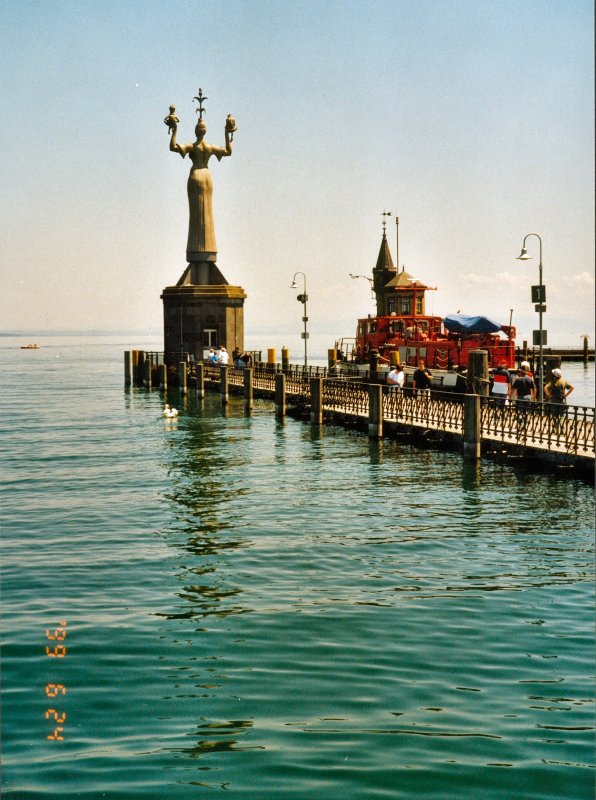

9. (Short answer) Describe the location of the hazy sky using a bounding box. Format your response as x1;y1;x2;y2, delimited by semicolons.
2;0;593;347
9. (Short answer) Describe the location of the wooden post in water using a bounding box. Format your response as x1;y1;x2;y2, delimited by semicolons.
467;350;489;396
196;363;205;398
158;364;167;390
134;350;144;385
463;395;481;460
179;361;187;395
368;383;383;439
583;335;589;365
124;351;132;386
144;354;152;389
310;377;323;425
369;350;379;382
281;348;290;373
275;373;286;418
220;365;229;405
244;367;253;411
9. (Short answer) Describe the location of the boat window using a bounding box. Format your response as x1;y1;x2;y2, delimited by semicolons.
388;297;396;313
400;298;411;314
416;297;423;314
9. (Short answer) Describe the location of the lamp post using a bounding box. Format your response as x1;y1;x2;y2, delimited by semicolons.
349;273;375;299
516;233;546;400
290;271;308;367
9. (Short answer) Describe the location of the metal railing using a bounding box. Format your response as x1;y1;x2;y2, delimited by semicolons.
139;356;594;460
323;379;369;416
384;388;464;432
480;397;594;456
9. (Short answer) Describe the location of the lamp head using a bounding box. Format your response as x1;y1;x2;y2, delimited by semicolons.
290;280;298;289
516;247;532;261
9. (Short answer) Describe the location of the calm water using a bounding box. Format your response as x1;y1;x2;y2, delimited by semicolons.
1;336;594;799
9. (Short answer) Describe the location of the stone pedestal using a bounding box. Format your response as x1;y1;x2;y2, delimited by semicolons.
161;272;246;365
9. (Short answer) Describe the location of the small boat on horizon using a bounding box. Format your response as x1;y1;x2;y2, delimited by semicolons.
20;344;40;349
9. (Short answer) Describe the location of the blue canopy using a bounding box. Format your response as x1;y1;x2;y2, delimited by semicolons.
443;314;502;334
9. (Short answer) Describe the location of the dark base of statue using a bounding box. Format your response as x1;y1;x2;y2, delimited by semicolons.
161;257;246;366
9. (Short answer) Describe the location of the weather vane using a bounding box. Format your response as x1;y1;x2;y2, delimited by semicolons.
381;209;392;234
193;88;208;119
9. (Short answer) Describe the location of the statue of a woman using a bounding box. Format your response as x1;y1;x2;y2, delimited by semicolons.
169;115;236;262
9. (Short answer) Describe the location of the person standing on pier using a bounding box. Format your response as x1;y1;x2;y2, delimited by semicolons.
511;366;536;404
387;364;404;392
544;368;574;403
490;363;511;407
544;369;574;430
412;359;432;397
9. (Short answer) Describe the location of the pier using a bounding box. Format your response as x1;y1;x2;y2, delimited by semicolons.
125;352;594;476
515;340;594;364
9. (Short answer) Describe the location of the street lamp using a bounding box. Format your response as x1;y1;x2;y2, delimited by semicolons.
290;271;308;367
516;233;546;400
349;273;375;299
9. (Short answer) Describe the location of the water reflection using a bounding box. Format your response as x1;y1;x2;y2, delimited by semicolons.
154;393;594;792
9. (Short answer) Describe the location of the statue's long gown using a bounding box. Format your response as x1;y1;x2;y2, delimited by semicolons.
186;142;227;258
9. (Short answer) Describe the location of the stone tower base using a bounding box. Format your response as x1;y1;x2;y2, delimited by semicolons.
161;282;246;365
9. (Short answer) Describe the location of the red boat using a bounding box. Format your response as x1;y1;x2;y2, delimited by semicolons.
335;223;516;384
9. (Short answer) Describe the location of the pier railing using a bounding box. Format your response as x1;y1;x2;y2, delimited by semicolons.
323;379;369;416
126;352;594;472
384;389;464;433
480;397;594;457
199;366;594;462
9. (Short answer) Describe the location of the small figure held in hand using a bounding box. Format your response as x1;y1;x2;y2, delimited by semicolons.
164;105;180;134
225;114;237;141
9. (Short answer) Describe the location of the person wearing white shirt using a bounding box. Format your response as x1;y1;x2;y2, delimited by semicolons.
387;364;404;392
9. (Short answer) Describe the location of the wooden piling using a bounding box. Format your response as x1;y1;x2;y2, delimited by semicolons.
158;363;167;389
143;354;152;389
369;350;380;381
133;350;144;385
124;351;132;386
467;350;489;396
220;365;229;405
583;335;589;365
310;377;323;425
275;373;286;418
196;363;205;398
368;384;383;439
179;361;187;395
244;367;253;411
463;394;481;460
328;348;337;370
